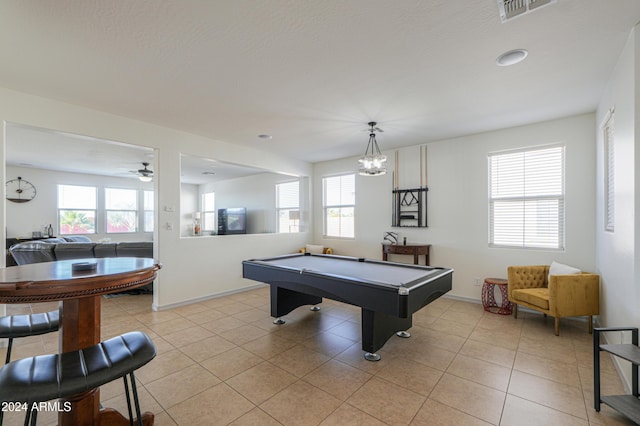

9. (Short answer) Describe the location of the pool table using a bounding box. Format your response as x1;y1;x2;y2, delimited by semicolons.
242;253;453;360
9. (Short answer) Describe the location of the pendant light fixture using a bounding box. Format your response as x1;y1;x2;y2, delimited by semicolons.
358;122;387;176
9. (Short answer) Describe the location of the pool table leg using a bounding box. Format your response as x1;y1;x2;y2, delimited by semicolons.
270;285;322;322
361;309;412;361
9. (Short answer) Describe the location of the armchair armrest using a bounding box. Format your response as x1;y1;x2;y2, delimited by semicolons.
548;273;599;316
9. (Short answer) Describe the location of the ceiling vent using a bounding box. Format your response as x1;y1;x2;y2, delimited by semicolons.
497;0;557;22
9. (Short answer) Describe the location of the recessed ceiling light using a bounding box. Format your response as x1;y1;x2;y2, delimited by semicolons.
257;134;272;140
202;171;216;175
496;49;528;66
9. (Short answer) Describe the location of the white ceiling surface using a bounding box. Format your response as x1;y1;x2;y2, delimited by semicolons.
1;1;640;167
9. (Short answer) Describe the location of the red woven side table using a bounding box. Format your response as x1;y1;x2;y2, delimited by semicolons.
481;278;513;315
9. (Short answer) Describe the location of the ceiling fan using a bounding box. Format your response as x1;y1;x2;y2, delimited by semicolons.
131;162;153;181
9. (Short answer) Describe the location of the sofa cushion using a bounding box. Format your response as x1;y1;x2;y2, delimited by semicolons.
53;243;97;260
512;288;550;310
305;244;325;254
94;243;118;258
63;236;92;243
116;242;153;258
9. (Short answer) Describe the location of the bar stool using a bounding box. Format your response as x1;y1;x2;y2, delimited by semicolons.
0;331;156;425
0;311;60;364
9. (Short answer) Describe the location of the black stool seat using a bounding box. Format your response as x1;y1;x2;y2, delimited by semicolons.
0;311;60;365
0;331;156;404
0;311;59;339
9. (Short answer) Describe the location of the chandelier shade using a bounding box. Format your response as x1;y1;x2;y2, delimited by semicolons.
358;122;387;176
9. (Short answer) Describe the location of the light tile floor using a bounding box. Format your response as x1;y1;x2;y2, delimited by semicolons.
1;288;635;425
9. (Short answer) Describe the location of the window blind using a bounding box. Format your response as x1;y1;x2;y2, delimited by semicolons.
603;114;615;232
276;181;299;209
489;145;565;249
276;181;300;233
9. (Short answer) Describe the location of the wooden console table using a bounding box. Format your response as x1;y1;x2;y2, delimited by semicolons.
382;243;431;265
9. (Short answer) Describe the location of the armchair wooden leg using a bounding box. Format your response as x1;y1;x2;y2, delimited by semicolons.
588;316;593;334
554;317;560;336
513;304;518;319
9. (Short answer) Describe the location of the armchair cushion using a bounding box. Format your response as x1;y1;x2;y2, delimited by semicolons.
511;288;549;310
548;261;581;282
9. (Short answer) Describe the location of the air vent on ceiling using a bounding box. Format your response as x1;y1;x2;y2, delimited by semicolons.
497;0;557;22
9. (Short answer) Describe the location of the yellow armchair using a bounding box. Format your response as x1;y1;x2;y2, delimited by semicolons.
507;265;599;336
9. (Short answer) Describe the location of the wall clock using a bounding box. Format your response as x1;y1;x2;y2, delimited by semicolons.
6;176;37;203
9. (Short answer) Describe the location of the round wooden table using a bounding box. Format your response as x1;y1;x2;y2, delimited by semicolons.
0;257;161;426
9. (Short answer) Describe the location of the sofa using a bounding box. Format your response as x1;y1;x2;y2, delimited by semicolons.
9;238;154;294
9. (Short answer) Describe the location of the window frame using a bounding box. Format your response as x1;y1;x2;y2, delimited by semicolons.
276;180;300;233
104;187;139;234
322;173;356;239
201;191;216;232
488;144;566;250
57;184;98;235
142;190;155;233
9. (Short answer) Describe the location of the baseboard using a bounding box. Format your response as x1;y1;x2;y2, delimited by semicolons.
442;294;483;305
152;283;268;311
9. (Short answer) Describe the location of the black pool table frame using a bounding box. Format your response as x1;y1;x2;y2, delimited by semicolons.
242;253;453;360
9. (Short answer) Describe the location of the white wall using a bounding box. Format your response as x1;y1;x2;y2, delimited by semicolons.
595;26;638;387
313;113;597;301
213;172;304;234
0;87;312;309
6;165;153;241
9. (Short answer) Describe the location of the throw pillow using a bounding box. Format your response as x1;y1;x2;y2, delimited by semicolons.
548;261;581;282
305;244;325;254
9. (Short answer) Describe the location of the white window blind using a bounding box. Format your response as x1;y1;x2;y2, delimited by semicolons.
489;145;565;249
276;181;300;233
603;112;615;232
323;174;355;238
202;192;216;232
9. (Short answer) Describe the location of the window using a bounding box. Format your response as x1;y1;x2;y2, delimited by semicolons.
323;174;355;238
603;110;615;232
143;190;154;233
276;181;300;233
488;145;565;249
58;184;97;235
105;188;138;233
202;191;216;232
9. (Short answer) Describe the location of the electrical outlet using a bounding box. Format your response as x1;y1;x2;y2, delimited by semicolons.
474;277;481;286
166;222;173;231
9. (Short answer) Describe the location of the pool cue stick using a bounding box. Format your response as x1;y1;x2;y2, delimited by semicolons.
424;145;428;187
420;146;423;188
394;150;399;189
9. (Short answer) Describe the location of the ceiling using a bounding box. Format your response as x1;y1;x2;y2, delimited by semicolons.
1;1;640;171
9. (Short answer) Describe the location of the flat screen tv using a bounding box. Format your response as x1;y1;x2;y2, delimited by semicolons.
218;208;247;235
